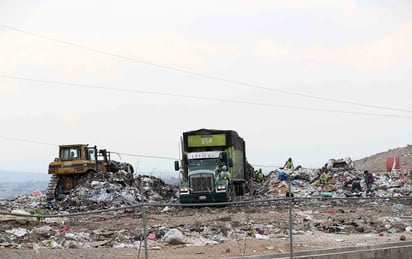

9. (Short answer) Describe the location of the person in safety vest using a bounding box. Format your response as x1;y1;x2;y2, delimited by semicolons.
284;157;294;170
256;168;264;183
320;170;330;186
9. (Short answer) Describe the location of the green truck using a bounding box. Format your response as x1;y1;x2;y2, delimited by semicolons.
174;129;254;203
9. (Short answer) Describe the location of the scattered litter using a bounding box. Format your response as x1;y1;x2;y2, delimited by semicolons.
392;204;406;212
163;229;185;245
6;228;28;237
0;167;411;252
31;189;42;196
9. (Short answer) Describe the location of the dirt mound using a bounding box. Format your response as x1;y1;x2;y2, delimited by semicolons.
354;145;412;173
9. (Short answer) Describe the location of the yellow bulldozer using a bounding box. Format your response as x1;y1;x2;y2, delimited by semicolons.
47;144;134;200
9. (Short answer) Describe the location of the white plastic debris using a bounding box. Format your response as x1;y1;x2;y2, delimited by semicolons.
33;225;52;234
11;209;31;216
163;228;185;244
6;228;28;237
255;234;269;239
161;206;171;213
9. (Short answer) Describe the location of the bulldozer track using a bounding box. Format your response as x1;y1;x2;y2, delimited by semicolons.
46;174;59;200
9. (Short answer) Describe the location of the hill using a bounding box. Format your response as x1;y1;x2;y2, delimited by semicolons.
0;170;49;182
354;144;412;173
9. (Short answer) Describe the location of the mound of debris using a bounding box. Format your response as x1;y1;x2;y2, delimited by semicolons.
251;168;412;199
49;172;177;212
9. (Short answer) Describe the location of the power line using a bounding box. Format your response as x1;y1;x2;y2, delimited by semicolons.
0;135;274;167
113;152;177;160
2;75;412;119
0;135;178;161
1;24;411;114
0;136;57;146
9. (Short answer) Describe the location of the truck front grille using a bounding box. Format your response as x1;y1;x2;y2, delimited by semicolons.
190;174;213;193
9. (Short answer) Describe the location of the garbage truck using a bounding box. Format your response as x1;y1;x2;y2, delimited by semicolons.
174;129;254;203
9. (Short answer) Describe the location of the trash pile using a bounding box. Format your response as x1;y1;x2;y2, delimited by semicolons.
52;172;177;211
0;173;179;249
1;172;177;214
253;168;412;198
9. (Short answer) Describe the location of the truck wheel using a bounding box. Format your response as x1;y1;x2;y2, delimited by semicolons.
237;183;245;196
229;184;235;200
234;183;243;196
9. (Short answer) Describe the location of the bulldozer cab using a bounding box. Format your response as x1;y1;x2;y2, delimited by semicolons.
60;146;82;161
58;144;91;161
49;144;104;175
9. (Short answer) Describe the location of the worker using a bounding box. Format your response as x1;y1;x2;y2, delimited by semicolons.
215;159;231;182
320;170;330;186
364;170;374;193
284;157;294;170
217;170;231;182
321;163;328;174
256;168;264;183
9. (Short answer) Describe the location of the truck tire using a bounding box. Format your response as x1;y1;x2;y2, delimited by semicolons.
234;183;244;196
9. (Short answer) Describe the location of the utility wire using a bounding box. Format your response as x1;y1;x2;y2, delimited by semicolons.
1;24;411;114
0;135;178;161
0;133;277;171
2;75;412;119
112;152;177;161
0;136;57;146
0;134;296;168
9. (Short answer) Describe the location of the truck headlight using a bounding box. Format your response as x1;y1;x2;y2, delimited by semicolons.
217;185;226;191
180;187;189;193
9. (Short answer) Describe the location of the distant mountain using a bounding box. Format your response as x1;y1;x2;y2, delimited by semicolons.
0;181;48;199
354;144;412;173
0;170;50;182
0;170;50;199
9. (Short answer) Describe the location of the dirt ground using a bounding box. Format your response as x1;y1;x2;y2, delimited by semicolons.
1;198;412;258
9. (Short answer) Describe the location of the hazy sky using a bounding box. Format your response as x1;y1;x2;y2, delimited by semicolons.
0;0;411;175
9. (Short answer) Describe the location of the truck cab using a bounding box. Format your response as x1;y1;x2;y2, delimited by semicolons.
175;150;233;203
174;129;252;204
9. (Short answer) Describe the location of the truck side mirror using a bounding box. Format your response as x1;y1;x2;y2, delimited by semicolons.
174;161;180;171
219;152;228;163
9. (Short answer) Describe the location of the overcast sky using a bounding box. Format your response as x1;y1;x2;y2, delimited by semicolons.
0;0;411;176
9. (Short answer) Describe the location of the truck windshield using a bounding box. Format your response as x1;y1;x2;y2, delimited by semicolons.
188;158;218;167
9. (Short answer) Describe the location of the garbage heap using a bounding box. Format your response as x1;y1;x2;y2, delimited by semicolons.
253;168;412;198
49;172;177;212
